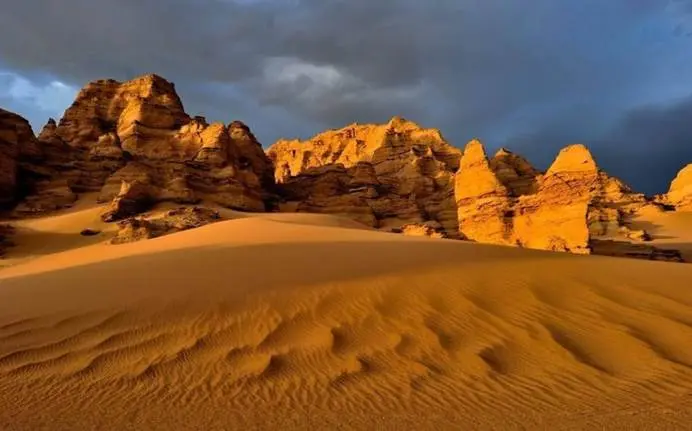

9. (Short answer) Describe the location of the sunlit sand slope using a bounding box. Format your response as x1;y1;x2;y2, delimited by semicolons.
1;213;692;430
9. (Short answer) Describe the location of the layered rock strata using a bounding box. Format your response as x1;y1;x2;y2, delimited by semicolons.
12;74;273;216
455;141;653;254
268;117;462;236
666;164;692;211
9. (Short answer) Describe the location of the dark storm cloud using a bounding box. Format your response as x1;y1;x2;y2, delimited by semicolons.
597;96;692;194
504;95;692;194
0;0;691;192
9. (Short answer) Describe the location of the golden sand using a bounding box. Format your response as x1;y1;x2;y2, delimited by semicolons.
1;202;692;430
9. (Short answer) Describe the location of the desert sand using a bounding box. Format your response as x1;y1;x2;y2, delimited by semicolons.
2;200;692;430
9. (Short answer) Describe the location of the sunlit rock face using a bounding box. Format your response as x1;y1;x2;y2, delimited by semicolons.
666;164;692;211
268;117;462;236
11;74;274;215
455;142;652;254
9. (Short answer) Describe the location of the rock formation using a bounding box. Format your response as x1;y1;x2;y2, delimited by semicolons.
111;206;222;244
1;74;689;263
268;117;462;236
512;144;605;253
0;108;41;206
455;140;515;245
666;164;692;211
13;74;273;216
390;221;449;239
455;141;653;254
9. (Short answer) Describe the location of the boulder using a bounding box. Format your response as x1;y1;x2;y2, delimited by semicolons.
110;206;222;244
391;221;448;239
80;228;102;237
101;180;154;222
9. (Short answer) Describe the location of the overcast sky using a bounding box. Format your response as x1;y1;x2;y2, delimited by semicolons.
1;0;691;193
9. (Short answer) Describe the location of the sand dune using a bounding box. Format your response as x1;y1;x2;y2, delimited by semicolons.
2;206;692;430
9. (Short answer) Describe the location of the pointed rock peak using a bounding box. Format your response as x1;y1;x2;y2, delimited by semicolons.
386;116;421;131
491;146;538;171
39;118;58;139
494;147;513;157
546;144;597;175
192;115;208;125
229;120;250;132
388;115;407;126
129;73;174;86
460;139;489;166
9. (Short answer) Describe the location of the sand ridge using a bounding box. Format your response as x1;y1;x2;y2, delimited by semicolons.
1;206;692;429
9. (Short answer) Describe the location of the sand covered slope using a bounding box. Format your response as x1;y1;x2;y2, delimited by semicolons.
1;205;692;430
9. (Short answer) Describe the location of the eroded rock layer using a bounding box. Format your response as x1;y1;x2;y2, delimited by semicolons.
268;117;462;236
455;141;653;254
1;74;689;262
0;108;40;206
667;164;692;211
12;74;273;216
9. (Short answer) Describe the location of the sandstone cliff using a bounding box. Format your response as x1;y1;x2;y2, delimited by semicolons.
0;108;41;206
666;164;692;211
268;117;462;236
12;74;273;216
1;74;688;262
455;141;653;254
454;140;514;245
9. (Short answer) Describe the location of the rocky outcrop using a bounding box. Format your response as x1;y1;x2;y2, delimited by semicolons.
0;109;41;206
455;141;653;254
268;117;462;236
2;75;688;262
666;164;692;211
390;221;449;239
110;206;222;244
0;224;14;256
590;240;684;263
512;145;600;253
489;148;540;196
101;180;154;222
455;140;515;245
13;74;273;216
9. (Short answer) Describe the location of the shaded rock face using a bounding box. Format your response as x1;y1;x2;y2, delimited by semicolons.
0;109;41;206
455;142;651;254
488;148;540;196
590;240;685;263
110;206;222;244
101;180;154;222
268;117;462;236
667;164;692;211
13;74;273;215
0;224;15;257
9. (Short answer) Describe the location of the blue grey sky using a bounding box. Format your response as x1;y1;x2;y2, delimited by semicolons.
1;0;691;193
